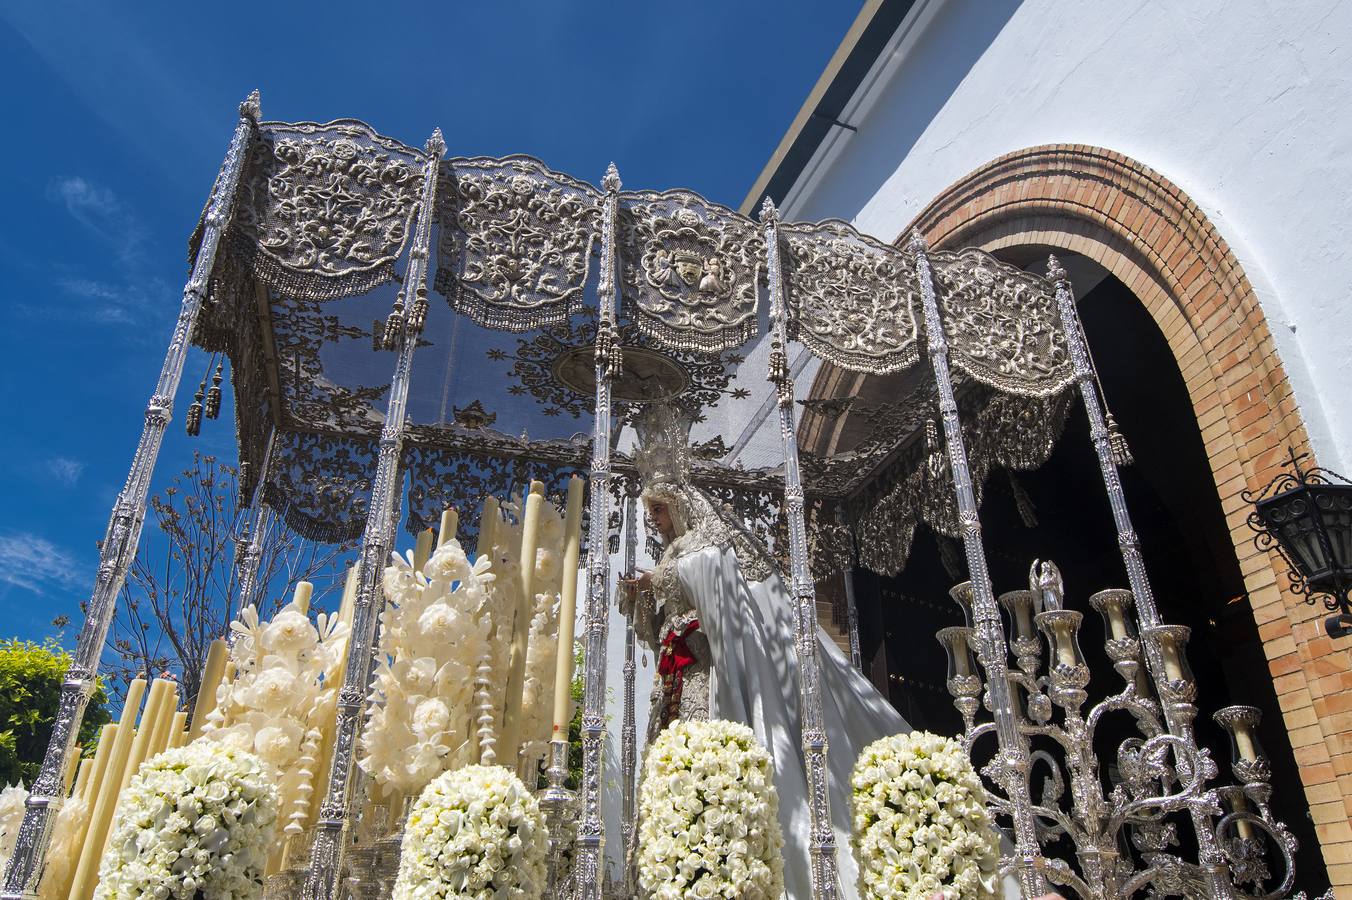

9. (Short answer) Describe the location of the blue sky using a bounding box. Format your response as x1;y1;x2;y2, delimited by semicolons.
0;2;859;643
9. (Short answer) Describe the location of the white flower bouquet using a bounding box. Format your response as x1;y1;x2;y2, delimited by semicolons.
851;731;1000;900
393;763;548;900
636;719;784;900
95;741;278;899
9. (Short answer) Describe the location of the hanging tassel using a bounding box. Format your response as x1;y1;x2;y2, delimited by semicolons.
406;284;429;334
383;290;405;350
938;536;965;582
204;360;223;420
1106;412;1134;467
1008;470;1039;528
185;378;205;437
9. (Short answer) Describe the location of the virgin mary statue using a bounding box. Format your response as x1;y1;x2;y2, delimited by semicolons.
620;405;910;899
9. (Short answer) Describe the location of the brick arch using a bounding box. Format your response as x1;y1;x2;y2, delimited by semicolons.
895;144;1346;881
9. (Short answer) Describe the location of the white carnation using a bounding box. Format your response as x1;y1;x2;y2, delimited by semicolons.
851;731;1000;900
94;742;278;900
637;720;784;900
393;764;547;900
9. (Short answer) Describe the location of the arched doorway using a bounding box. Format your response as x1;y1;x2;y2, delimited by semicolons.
812;145;1337;891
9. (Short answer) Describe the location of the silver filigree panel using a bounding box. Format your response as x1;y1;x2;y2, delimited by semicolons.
229;120;426;299
434;156;602;331
928;248;1073;398
617;189;763;352
779;219;921;374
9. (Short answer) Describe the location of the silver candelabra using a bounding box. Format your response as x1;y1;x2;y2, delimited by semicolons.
937;560;1306;899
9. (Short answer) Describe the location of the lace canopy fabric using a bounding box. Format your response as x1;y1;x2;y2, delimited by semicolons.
189;114;1082;576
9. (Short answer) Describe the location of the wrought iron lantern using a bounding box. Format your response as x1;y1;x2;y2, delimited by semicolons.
1245;449;1352;637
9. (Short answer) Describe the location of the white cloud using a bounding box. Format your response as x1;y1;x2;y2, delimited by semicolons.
0;533;86;595
44;457;85;487
48;176;148;265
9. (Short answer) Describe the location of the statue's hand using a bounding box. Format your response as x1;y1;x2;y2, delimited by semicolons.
618;570;653;617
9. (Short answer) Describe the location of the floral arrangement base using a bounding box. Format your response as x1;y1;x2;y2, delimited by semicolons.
851;731;1000;900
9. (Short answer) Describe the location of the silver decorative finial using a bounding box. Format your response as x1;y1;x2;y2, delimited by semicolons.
603;162;621;193
426;127;446;156
758;196;779;224
908;229;929;252
1046;254;1067;284
239;89;262;121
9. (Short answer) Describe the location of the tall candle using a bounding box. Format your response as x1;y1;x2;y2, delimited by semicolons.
168;710;190;749
71;757;94;800
151;686;180;758
552;476;586;736
70;679;145;900
120;679;170;796
951;632;971;677
1160;640;1184;681
438;507;459;549
1234;723;1258;762
337;564;359;631
188;638;227;740
292;580;313;615
501;481;546;763
1054;622;1078;667
60;747;82;795
478;496;500;566
414;527;435;572
1106;603;1129;641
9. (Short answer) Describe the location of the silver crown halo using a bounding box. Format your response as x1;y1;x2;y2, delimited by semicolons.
633;402;694;487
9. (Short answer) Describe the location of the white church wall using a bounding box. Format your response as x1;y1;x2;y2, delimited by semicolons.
781;0;1352;470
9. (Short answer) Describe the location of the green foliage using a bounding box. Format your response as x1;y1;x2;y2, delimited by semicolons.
0;639;111;787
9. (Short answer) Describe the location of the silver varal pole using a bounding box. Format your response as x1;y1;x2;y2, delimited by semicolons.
573;163;622;900
0;91;261;899
1048;256;1233;897
621;493;639;893
842;568;864;672
231;424;278;627
911;232;1047;897
302;128;445;900
760;199;840;900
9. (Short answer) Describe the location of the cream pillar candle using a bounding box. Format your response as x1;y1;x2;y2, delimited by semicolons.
1160;641;1184;681
292;580;313;615
551;476;585;737
60;747;82;795
1234;723;1258;762
1106;604;1129;641
414;527;435;572
1054;622;1077;667
951;632;972;677
479;496;501;566
337;564;359;631
71;758;94;801
119;678;170;796
501;481;546;763
438;507;459;549
148;686;179;758
188;638;227;740
168;710;190;749
70;679;145;900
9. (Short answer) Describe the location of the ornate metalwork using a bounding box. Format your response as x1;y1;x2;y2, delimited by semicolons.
434;155;601;331
573;163;622;900
303;128;445;900
617;188;762;352
1;91;262;900
912;232;1049;898
229;119;426;300
487;309;747;422
620;494;640;897
778;218;921;374
264;433;378;544
761;198;840;900
940;567;1302;899
928;247;1074;398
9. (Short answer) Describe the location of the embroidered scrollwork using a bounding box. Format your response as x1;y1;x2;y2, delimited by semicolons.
434;156;602;331
929;248;1074;398
617;190;763;352
779;219;922;375
228;121;426;300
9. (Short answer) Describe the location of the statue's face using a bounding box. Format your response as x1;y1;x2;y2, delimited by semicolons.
646;499;675;542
